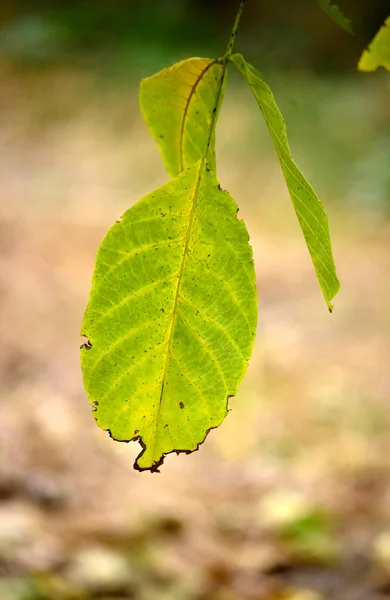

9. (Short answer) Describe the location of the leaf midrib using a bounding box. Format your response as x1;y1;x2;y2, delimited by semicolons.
179;59;218;173
150;159;204;461
149;59;228;463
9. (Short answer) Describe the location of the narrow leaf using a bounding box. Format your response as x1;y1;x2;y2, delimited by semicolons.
315;0;353;33
230;53;340;310
358;16;390;72
140;58;225;178
81;161;257;472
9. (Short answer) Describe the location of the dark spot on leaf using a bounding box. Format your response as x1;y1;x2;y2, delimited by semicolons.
179;402;184;409
80;337;92;350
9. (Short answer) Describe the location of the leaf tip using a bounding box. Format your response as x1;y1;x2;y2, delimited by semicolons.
131;407;232;473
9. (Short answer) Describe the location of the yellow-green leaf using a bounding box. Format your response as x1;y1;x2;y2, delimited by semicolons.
81;160;257;472
230;53;339;310
358;16;390;72
139;58;225;178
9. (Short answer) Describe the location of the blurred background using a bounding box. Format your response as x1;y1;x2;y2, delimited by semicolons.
0;1;390;599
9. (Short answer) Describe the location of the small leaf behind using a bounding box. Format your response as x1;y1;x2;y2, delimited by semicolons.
230;53;340;310
315;0;353;33
358;16;390;72
81;161;257;472
140;58;225;178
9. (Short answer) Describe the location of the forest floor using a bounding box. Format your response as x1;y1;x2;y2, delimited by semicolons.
1;62;390;600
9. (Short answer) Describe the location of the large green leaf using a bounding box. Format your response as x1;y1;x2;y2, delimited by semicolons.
358;17;390;72
81;160;257;472
315;0;352;33
230;53;339;310
139;58;225;178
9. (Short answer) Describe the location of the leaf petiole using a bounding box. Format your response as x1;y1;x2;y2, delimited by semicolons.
205;0;247;159
225;0;247;59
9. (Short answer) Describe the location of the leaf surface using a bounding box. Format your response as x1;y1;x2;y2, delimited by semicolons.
139;58;225;177
230;53;339;310
81;161;257;472
315;0;352;33
358;16;390;72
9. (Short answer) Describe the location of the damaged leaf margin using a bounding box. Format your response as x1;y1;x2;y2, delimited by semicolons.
80;163;257;472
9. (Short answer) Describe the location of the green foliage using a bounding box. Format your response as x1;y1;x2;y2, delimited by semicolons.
81;162;257;471
81;0;340;471
358;17;390;72
230;54;340;310
139;58;225;177
315;0;353;33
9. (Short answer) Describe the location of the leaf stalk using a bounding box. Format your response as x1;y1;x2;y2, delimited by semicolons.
204;0;247;160
225;0;246;58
